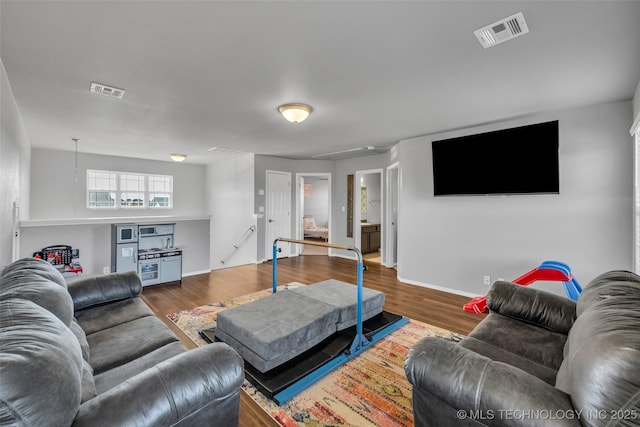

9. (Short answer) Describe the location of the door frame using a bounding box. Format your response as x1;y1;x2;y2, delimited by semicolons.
385;162;399;268
295;172;332;256
354;168;383;261
265;170;292;260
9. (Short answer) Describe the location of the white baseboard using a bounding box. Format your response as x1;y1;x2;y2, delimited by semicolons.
328;251;357;261
397;275;478;298
182;269;211;277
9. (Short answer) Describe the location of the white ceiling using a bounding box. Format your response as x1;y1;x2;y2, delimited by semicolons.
1;1;639;164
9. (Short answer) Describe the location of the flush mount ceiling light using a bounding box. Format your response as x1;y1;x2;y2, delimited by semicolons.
170;153;187;162
278;103;313;124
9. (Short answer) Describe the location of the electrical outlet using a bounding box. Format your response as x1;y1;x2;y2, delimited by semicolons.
483;275;492;285
103;267;110;275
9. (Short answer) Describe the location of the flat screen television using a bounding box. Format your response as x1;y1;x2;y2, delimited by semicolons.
432;120;559;196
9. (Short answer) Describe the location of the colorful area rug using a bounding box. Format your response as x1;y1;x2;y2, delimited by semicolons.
166;284;464;427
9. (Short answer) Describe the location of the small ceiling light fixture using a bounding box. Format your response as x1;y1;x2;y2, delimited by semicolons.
170;153;187;162
278;103;313;124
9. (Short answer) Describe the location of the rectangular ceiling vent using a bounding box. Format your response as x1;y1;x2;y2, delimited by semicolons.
90;82;125;99
474;12;529;49
312;146;385;160
207;147;251;155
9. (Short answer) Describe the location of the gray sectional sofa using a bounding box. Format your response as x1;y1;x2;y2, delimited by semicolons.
0;258;244;426
405;270;640;427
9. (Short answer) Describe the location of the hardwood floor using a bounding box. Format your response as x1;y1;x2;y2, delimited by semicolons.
141;255;486;427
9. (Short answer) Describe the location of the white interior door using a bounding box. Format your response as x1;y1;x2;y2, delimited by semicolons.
266;170;291;259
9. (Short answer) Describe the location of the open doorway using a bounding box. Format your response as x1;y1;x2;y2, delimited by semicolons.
296;173;331;256
355;169;383;264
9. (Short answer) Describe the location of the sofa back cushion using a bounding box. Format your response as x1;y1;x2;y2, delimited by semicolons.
68;271;142;311
576;270;640;316
0;299;83;426
0;269;74;326
1;257;67;287
555;271;640;426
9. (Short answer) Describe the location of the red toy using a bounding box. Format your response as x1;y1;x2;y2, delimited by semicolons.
463;260;582;314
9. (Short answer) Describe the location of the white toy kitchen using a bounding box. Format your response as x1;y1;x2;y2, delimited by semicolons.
111;223;182;287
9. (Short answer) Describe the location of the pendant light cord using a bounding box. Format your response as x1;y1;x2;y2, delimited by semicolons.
72;138;79;217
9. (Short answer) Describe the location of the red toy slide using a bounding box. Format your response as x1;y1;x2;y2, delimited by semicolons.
463;261;582;314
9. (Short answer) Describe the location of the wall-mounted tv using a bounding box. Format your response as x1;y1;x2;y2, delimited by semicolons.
432;120;559;196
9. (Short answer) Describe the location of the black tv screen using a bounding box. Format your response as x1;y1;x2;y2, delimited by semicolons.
432;120;559;196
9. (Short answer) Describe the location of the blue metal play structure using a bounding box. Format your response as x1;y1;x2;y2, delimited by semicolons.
265;237;409;405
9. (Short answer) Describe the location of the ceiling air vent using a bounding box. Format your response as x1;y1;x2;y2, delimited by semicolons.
90;82;125;99
474;12;529;48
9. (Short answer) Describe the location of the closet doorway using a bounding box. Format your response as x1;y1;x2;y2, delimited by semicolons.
296;173;331;256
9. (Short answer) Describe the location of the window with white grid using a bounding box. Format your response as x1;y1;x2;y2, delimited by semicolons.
87;170;173;210
120;174;146;208
87;170;117;208
148;175;173;208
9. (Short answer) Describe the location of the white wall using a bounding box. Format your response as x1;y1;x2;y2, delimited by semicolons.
19;223;110;274
29;148;207;219
207;153;257;270
22;148;210;275
0;59;31;267
18;219;210;276
633;79;640;121
398;100;634;296
254;156;334;261
331;154;390;261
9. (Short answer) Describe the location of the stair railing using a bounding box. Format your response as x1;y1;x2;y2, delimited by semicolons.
220;225;256;265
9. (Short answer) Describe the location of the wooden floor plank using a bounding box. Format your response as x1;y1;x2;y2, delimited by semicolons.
141;256;486;426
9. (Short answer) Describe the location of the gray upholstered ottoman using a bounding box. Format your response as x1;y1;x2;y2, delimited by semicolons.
289;279;385;330
216;290;339;372
216;280;385;373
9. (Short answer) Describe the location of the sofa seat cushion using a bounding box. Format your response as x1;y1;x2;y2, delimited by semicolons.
289;279;385;330
87;315;181;374
75;297;155;335
94;341;186;394
459;337;559;386
216;290;340;373
463;314;566;384
0;299;83;426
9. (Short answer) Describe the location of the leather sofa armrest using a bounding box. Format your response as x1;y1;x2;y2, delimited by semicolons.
487;281;576;334
73;344;244;427
405;337;580;427
68;271;142;311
